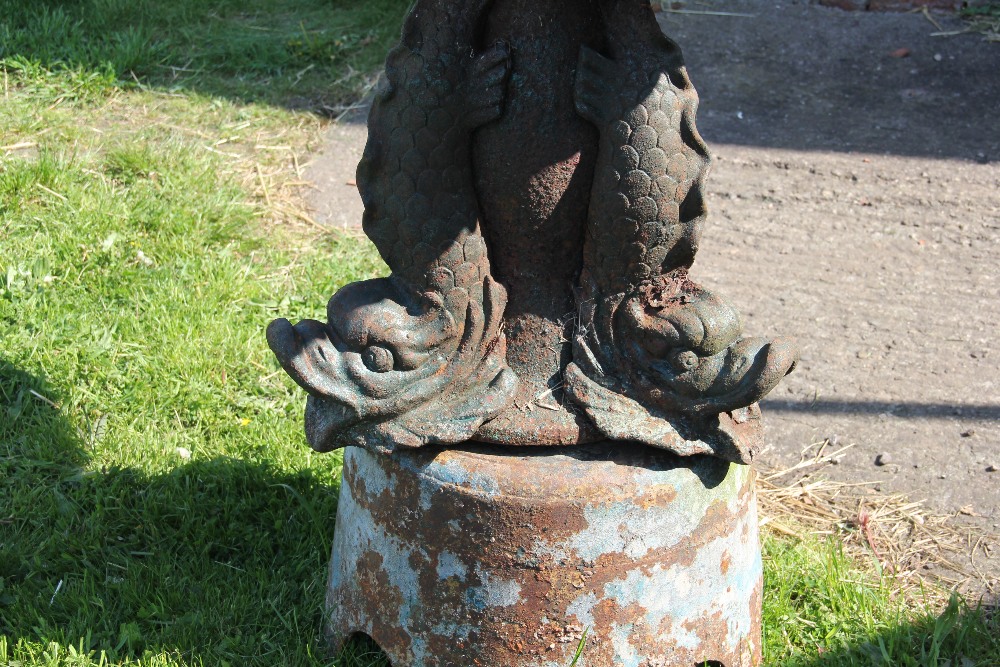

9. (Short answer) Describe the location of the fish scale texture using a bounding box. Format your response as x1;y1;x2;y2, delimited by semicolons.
586;68;711;296
358;1;493;310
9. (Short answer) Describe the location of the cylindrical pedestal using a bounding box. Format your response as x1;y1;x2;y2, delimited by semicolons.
326;443;762;667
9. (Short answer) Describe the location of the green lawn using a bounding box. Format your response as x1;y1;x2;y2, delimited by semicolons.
0;0;410;112
1;1;997;665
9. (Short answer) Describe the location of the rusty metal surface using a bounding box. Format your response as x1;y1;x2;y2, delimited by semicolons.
266;0;519;454
470;0;604;445
270;1;785;661
326;443;762;666
563;0;797;450
266;0;795;457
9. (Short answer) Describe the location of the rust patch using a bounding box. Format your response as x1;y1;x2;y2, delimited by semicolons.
325;444;762;666
638;268;696;309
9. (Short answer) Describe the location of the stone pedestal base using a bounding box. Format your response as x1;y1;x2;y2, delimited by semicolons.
326;443;762;667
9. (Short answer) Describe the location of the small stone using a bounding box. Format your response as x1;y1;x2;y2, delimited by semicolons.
875;452;892;466
933;53;943;62
961;430;975;438
176;447;192;460
987;464;999;473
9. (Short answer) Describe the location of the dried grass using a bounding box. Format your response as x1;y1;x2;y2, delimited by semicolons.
960;3;1000;42
757;438;999;608
222;116;333;236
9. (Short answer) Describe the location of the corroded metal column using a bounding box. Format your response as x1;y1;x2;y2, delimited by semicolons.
267;0;796;664
327;444;762;666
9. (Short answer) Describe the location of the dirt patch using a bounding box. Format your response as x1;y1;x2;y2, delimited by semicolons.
302;109;367;230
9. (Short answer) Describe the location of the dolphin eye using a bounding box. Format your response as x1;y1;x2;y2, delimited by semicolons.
362;345;395;373
670;349;700;373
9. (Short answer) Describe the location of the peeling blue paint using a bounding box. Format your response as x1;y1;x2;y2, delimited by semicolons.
424;457;502;497
467;563;522;611
436;551;468;581
357;451;394;500
610;622;643;667
561;464;740;563
430;620;475;641
327;446;762;666
329;450;425;652
600;523;761;654
567;591;598;628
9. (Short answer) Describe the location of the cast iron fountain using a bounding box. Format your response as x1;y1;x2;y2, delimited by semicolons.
268;0;797;664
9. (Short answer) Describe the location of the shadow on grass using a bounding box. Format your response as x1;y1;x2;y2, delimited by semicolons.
0;0;411;113
0;360;353;665
773;599;999;667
